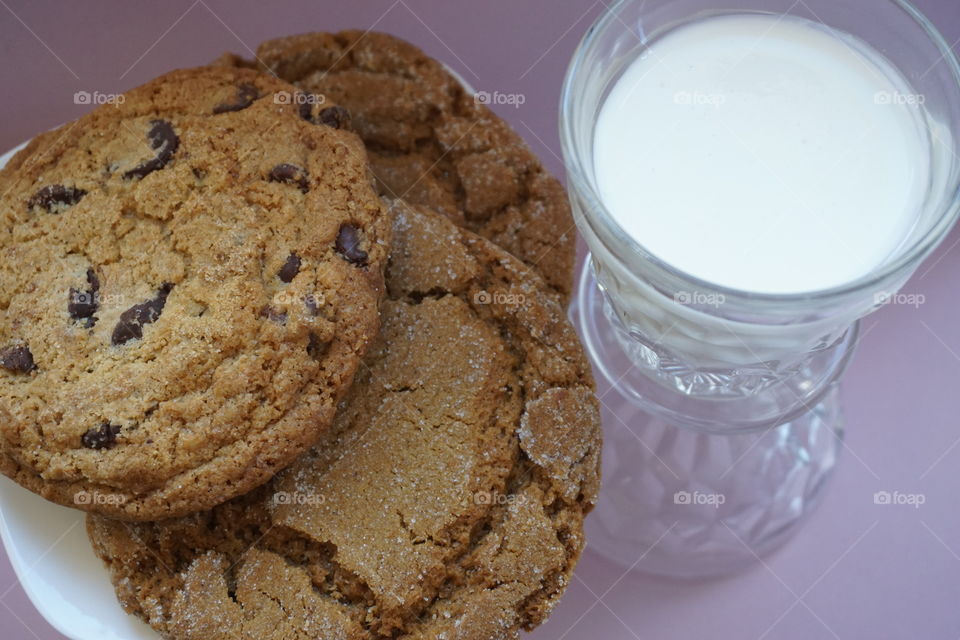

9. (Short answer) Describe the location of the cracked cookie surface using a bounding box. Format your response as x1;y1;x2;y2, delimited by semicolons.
87;203;600;639
0;65;390;520
216;30;576;301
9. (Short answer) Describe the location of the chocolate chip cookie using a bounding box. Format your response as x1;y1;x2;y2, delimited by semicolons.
0;66;390;520
216;30;577;301
87;202;601;639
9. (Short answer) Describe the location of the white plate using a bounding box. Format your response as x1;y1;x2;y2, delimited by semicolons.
0;142;157;640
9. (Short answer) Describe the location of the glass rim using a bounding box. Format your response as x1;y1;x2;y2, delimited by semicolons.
560;0;960;306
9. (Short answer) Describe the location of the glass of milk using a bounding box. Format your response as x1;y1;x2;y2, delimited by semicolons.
561;0;960;576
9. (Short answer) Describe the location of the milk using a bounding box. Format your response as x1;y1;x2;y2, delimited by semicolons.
594;14;931;294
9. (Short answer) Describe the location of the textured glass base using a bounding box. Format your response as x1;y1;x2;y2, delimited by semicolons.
583;382;842;578
573;260;845;578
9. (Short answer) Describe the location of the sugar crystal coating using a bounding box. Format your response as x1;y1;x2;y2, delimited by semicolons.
88;204;601;638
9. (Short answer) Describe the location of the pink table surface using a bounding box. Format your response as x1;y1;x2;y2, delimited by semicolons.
1;1;959;639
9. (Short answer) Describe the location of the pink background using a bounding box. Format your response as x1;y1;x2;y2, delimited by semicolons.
1;1;960;638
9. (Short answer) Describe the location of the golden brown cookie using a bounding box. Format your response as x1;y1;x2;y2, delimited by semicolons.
216;30;577;301
0;66;390;520
87;202;600;639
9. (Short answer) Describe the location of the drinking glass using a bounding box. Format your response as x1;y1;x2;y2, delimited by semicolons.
560;0;960;576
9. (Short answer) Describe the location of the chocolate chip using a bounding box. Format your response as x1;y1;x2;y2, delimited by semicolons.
27;185;87;212
81;422;121;450
86;268;100;291
268;163;309;193
259;305;287;325
68;288;96;325
111;283;174;345
335;223;368;266
277;253;301;283
297;96;314;123
317;106;350;130
0;345;34;373
213;83;259;114
69;268;100;327
304;295;319;316
123;120;180;180
307;333;329;360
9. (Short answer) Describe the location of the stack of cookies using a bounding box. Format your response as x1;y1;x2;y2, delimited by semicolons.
0;31;601;640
